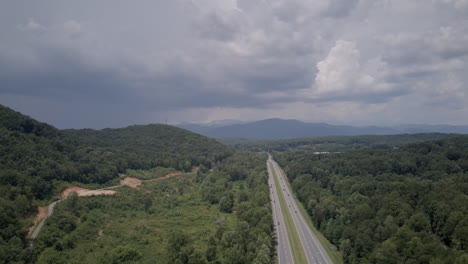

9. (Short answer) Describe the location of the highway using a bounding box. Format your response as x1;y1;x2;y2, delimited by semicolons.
268;159;294;264
268;154;333;264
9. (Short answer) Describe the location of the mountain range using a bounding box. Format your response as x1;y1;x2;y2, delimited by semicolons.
178;118;468;139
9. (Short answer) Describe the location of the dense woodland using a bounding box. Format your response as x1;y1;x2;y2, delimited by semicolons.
273;136;468;263
64;124;232;171
221;133;456;153
0;105;232;263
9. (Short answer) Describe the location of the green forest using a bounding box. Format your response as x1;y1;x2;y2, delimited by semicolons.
64;124;233;171
0;105;234;263
273;136;468;263
33;152;273;264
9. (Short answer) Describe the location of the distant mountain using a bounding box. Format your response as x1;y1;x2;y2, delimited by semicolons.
178;118;468;139
199;119;247;127
395;124;468;134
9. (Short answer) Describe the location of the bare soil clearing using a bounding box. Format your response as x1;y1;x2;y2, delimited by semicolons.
60;186;116;199
77;189;117;197
59;171;183;199
120;177;142;189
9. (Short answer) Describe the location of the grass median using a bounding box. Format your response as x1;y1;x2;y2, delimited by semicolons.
275;164;344;264
270;162;308;264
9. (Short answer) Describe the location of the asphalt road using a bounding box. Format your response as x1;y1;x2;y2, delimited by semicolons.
268;159;295;264
268;155;334;264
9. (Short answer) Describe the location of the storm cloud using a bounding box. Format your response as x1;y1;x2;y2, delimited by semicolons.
0;0;467;128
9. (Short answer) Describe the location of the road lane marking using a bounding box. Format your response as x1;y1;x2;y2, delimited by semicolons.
271;158;333;264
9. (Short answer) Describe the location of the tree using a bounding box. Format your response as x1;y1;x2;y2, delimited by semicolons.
14;194;30;217
205;236;217;261
253;244;270;264
66;192;79;214
219;195;233;213
110;245;142;263
188;251;207;264
370;240;400;264
166;230;193;264
141;193;153;212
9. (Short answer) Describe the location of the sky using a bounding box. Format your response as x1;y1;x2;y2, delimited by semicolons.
1;0;468;129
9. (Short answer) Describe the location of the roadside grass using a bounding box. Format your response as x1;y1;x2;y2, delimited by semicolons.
36;173;236;264
275;164;344;264
270;162;308;264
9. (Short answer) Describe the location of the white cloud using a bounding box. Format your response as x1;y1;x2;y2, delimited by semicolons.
303;40;393;100
19;18;46;33
315;40;361;94
191;0;241;12
63;20;83;38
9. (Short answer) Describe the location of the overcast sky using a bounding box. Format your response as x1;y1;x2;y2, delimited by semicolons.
1;0;468;129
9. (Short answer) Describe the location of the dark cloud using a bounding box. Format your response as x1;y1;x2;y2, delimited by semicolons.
195;12;241;41
0;0;467;127
0;47;138;105
323;0;359;18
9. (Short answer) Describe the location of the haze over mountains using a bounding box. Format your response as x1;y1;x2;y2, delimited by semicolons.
178;118;468;140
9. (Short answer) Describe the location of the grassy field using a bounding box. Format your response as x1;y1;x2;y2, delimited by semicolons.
270;162;308;264
276;165;344;264
35;173;237;263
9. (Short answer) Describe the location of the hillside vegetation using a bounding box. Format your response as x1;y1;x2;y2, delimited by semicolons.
0;104;232;263
274;136;468;263
64;124;232;171
34;152;273;264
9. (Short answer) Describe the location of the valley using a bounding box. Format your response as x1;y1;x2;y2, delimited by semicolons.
1;104;467;264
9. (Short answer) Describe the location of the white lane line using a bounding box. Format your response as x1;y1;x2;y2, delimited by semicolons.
268;160;294;264
273;160;330;264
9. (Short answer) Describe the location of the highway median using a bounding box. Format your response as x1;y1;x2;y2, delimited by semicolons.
269;161;308;264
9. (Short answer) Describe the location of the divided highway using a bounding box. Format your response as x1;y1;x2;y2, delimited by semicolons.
268;154;333;264
268;159;294;264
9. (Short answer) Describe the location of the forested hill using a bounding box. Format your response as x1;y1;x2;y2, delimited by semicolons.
0;104;60;138
273;136;468;263
0;104;232;190
64;124;232;170
0;104;232;262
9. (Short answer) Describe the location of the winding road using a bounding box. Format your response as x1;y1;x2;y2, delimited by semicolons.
268;154;333;264
29;200;61;247
28;172;183;248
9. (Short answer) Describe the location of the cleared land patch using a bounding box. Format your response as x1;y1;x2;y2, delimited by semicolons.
60;186;117;199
